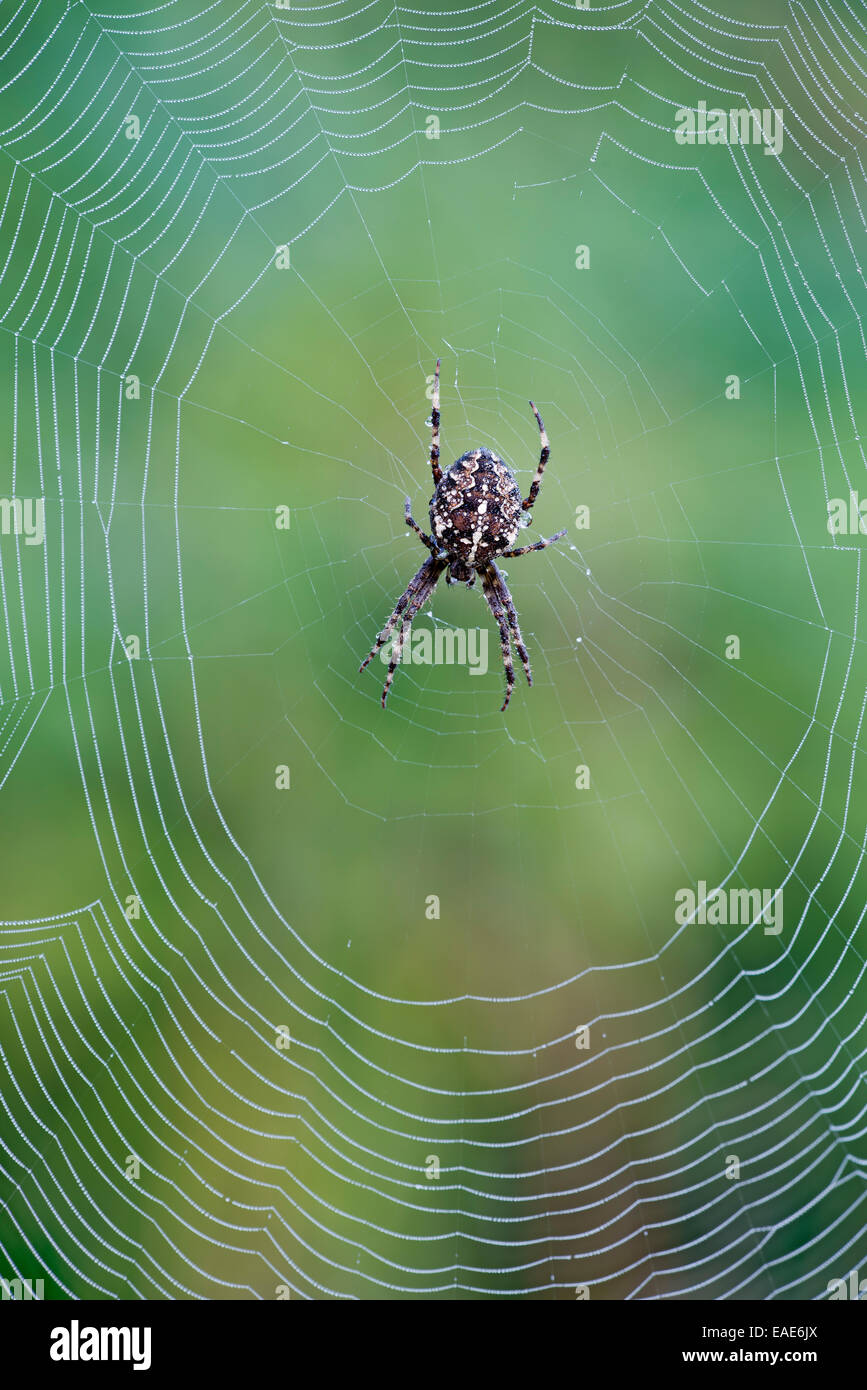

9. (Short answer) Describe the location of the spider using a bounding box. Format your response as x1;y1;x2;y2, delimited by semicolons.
359;360;567;710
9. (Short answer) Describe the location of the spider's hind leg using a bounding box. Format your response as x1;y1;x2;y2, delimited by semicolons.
429;358;442;486
523;400;551;513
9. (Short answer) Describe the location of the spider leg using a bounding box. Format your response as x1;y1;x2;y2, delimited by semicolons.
359;555;446;706
405;496;438;554
378;559;446;707
429;358;442;486
378;618;413;708
522;400;550;512
499;529;567;559
359;556;439;672
486;561;532;691
479;563;517;711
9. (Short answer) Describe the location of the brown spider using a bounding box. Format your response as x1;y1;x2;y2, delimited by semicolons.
360;360;567;710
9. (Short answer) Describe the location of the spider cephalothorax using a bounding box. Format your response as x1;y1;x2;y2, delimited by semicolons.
360;360;567;710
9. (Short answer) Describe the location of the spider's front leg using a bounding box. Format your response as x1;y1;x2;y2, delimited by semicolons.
484;562;532;695
480;564;517;711
359;555;446;706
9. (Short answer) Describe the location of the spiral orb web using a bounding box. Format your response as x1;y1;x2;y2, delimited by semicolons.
0;1;866;1300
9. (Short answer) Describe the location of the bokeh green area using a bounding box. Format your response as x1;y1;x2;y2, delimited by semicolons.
0;2;865;1298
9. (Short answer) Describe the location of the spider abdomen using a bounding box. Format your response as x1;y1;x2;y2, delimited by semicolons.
430;448;523;565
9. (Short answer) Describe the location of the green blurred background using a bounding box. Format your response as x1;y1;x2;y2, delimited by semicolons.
0;1;865;1298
